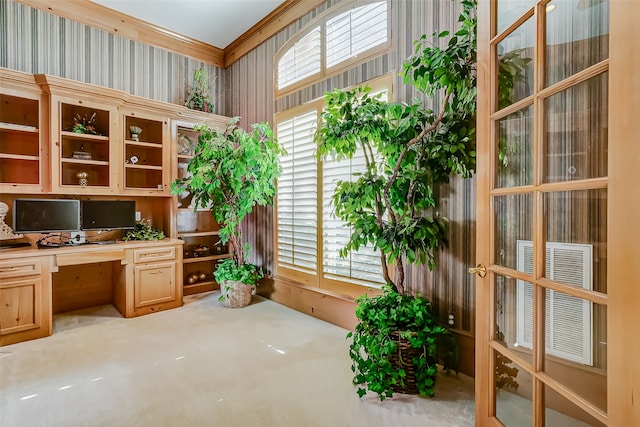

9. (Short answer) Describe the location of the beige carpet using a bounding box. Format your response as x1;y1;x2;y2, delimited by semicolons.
0;292;475;427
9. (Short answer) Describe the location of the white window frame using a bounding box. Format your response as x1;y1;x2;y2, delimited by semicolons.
274;74;393;294
274;0;391;98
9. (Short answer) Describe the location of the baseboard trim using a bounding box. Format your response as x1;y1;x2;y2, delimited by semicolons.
257;275;475;377
257;276;358;331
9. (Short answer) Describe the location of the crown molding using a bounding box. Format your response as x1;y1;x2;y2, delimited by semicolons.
15;0;325;69
223;0;326;67
16;0;225;67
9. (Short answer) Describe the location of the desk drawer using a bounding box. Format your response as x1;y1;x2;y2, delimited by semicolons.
133;246;176;264
0;258;42;279
56;250;125;267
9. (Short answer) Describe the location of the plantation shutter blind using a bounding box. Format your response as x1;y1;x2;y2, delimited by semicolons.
326;1;388;68
321;88;388;286
516;240;593;365
276;110;319;280
322;147;384;285
277;27;321;90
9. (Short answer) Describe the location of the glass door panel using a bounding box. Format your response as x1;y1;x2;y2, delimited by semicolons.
497;0;535;33
495;274;533;365
544;74;609;183
496;105;534;188
544;384;606;426
546;0;610;87
494;193;533;271
544;189;607;294
497;18;535;109
543;293;607;412
495;350;533;425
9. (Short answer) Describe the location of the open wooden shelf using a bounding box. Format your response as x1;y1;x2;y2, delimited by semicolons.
125;164;163;171
125;140;162;147
0;153;39;161
61;131;109;141
0;122;38;133
183;281;218;296
183;254;230;264
178;230;220;238
61;158;109;166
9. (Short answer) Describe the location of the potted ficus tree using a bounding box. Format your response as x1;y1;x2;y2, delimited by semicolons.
315;0;477;399
171;117;285;308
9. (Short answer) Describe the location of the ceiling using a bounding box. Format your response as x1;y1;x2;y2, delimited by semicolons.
91;0;288;49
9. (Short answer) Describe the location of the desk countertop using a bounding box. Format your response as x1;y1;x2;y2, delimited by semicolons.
0;238;184;260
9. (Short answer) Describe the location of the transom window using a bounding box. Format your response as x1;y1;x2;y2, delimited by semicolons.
275;0;390;95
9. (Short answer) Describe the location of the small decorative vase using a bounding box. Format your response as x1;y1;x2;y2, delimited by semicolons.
129;126;142;142
76;171;88;187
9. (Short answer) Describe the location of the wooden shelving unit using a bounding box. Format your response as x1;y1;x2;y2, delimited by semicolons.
0;70;46;193
49;96;117;192
173;120;230;296
122;112;169;194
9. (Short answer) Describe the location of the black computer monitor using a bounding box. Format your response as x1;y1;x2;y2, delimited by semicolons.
81;200;136;230
13;199;81;234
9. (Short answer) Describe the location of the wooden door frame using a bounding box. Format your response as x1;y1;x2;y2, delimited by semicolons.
476;1;640;425
607;1;640;425
475;0;493;423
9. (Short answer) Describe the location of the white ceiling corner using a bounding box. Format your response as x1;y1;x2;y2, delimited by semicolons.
91;0;288;48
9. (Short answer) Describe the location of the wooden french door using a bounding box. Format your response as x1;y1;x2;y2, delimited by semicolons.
475;1;640;426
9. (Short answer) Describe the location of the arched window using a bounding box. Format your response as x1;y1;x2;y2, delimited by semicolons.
277;27;321;90
275;0;390;95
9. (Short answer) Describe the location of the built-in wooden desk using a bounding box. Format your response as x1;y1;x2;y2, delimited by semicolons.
0;239;184;346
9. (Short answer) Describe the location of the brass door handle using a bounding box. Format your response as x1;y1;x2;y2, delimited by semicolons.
468;264;487;278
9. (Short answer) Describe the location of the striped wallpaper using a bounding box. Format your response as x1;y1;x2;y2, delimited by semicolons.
1;0;477;333
1;0;225;114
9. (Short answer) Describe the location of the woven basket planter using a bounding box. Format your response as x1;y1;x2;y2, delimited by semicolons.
219;280;252;308
388;330;437;395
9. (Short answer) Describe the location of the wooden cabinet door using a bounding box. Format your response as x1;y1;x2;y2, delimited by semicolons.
121;108;170;195
133;261;176;308
48;94;120;195
0;69;46;194
0;276;50;346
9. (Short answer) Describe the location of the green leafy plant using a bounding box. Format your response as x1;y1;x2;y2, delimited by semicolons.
184;67;215;113
349;286;457;399
213;258;262;286
122;221;165;241
72;112;98;134
171;118;286;296
315;0;477;399
317;1;477;296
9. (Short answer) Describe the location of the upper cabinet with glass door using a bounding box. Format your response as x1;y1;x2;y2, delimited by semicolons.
36;74;120;195
0;68;47;193
121;107;170;195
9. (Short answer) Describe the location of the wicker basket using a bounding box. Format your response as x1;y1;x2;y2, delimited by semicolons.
388;330;435;395
219;280;252;308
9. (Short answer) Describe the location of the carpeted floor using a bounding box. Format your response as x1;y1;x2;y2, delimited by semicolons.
0;292;476;427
